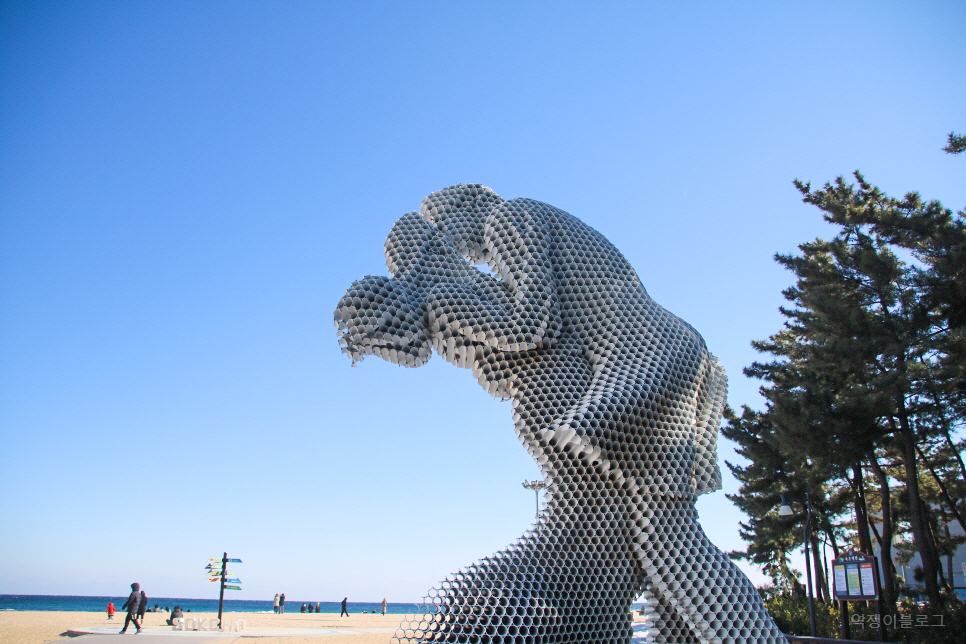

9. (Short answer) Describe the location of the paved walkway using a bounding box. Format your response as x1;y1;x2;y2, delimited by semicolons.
65;636;234;644
66;620;646;641
68;625;398;639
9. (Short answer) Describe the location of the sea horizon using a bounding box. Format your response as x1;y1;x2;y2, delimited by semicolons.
0;593;648;615
0;594;428;614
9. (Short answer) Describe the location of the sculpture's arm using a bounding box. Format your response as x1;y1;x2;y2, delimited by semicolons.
538;351;722;498
424;204;560;353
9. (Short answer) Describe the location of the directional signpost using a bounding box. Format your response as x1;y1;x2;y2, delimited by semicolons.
206;553;243;628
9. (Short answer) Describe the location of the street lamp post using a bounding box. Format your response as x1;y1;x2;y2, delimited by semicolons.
780;493;817;638
522;480;548;519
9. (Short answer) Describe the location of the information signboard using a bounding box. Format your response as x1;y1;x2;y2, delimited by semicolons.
831;552;879;601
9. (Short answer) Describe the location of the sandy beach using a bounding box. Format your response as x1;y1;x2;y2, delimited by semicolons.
1;609;649;644
0;610;402;644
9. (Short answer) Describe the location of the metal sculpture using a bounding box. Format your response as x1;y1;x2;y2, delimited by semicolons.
334;185;785;644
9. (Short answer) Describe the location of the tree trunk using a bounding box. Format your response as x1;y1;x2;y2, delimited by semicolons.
869;456;898;614
780;552;805;595
938;505;955;592
825;527;840;559
922;382;966;488
941;429;966;488
915;443;966;533
853;464;875;555
895;411;943;606
810;531;828;601
926;508;949;590
820;537;831;602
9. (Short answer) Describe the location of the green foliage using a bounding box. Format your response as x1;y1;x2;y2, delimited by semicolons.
943;132;966;154
843;598;966;643
730;170;966;608
761;589;839;637
761;590;966;643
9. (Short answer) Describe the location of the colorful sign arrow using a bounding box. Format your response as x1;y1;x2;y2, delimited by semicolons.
225;558;242;563
224;585;242;590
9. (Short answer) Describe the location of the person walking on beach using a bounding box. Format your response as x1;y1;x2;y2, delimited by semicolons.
279;593;285;614
107;602;115;620
273;593;279;614
119;582;142;634
137;590;147;623
381;598;386;615
340;597;348;617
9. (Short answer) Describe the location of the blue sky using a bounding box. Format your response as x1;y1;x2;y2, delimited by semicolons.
1;1;964;603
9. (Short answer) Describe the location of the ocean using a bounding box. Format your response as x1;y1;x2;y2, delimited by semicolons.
0;595;425;615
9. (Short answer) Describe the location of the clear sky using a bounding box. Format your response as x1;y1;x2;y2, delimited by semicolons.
1;1;964;604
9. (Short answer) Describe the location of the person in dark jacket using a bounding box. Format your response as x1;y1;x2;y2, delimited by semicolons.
279;593;285;614
340;597;348;617
136;590;147;621
119;582;142;634
166;605;183;626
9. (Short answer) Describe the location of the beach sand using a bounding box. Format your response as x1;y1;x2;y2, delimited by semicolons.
0;610;401;644
1;609;649;644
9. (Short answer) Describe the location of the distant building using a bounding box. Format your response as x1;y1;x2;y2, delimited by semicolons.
870;517;966;601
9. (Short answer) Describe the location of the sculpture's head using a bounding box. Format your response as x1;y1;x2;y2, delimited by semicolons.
384;211;466;282
420;184;503;264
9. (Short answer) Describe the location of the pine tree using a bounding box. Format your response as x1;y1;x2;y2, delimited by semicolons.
733;173;966;607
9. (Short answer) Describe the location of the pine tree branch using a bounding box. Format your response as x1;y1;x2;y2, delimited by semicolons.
943;132;966;154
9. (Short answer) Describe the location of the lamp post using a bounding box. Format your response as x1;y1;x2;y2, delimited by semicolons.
522;479;548;519
779;493;817;638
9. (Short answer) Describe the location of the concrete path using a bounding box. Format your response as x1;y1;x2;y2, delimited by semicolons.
68;625;398;638
66;636;235;643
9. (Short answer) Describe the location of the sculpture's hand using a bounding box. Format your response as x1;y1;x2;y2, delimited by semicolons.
334;275;431;367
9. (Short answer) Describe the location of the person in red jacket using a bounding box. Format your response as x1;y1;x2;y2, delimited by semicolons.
107;602;115;620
